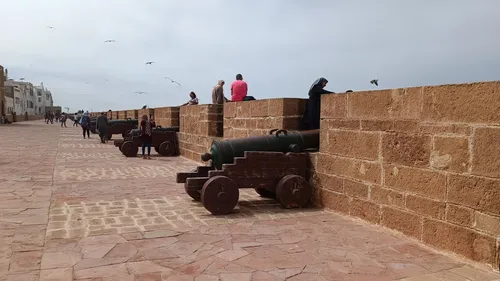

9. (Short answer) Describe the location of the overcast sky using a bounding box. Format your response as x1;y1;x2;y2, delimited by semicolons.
1;0;499;112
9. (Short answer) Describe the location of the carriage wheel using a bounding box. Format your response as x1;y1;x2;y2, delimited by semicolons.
276;175;312;209
121;141;138;157
185;185;201;201
255;188;276;199
201;176;239;215
158;141;174;156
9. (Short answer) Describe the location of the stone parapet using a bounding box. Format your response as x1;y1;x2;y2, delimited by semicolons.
178;104;223;162
312;81;500;270
154;106;180;128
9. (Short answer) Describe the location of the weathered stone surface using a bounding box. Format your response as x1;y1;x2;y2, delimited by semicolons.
405;195;446;220
381;206;422;239
431;136;469;172
447;174;500;214
471;127;500;178
384;165;446;200
327;130;379;160
422;219;497;265
382;133;431;168
446;204;474;227
422;81;500;123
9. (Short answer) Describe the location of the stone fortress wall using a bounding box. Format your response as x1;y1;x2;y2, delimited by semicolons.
91;81;500;271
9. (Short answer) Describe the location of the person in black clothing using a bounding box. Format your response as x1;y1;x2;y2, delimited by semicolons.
301;77;334;130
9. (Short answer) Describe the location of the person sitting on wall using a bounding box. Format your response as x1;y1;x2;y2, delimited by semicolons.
212;80;229;104
301;77;335;130
181;92;199;106
231;74;248;102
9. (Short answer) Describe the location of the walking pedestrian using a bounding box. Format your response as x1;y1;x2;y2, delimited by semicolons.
96;112;109;143
80;111;91;139
60;113;67;127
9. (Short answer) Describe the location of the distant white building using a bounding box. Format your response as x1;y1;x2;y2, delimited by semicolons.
33;83;54;115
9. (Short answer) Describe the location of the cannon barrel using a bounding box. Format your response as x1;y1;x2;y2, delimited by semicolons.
129;126;180;137
201;129;319;170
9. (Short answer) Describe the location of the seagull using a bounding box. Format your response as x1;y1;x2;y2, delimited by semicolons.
134;91;147;95
165;77;181;86
104;40;115;43
46;26;55;29
19;78;25;81
145;61;154;65
141;105;148;109
370;79;379;86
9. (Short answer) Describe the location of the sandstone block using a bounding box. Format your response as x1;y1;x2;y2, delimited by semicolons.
422;81;500;124
327;130;379;161
224;103;236;118
419;123;472;136
384;165;446;200
474;212;500;236
472;127;500;178
381;206;422;239
312;172;343;193
343;179;369;199
321;94;347;119
361;120;394;131
446;204;474;227
431;136;469;173
348;87;422;119
349;198;380;224
405;194;445;219
382;133;431;168
393;120;420;133
447;174;500;214
317;189;349;214
369;185;404;208
325;119;360;130
317;154;381;184
422;218;497;265
250;100;269;117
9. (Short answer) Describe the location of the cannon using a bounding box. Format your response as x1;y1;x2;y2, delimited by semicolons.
176;129;319;215
114;126;180;157
201;129;319;170
90;118;138;139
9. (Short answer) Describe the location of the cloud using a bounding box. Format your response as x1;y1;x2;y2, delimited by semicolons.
1;0;499;112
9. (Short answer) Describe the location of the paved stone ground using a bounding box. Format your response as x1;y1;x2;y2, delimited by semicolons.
1;121;499;281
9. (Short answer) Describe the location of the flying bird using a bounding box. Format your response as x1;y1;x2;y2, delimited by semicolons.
135;91;147;95
46;26;55;29
104;40;115;43
165;77;181;86
145;61;155;65
370;79;379;86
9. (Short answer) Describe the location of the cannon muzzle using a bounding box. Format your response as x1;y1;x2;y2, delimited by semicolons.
201;153;212;162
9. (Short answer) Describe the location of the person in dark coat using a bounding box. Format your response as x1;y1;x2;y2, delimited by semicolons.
301;77;334;130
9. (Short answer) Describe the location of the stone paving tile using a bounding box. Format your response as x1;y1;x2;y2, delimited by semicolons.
0;121;499;281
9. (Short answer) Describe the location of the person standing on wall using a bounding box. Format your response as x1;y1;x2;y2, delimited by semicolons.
212;80;229;104
231;74;248;102
96;112;109;143
301;77;334;130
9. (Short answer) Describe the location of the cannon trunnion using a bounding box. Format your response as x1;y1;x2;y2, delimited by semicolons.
114;126;180;157
176;129;318;215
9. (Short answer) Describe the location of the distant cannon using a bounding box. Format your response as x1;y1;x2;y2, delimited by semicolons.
114;126;180;157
